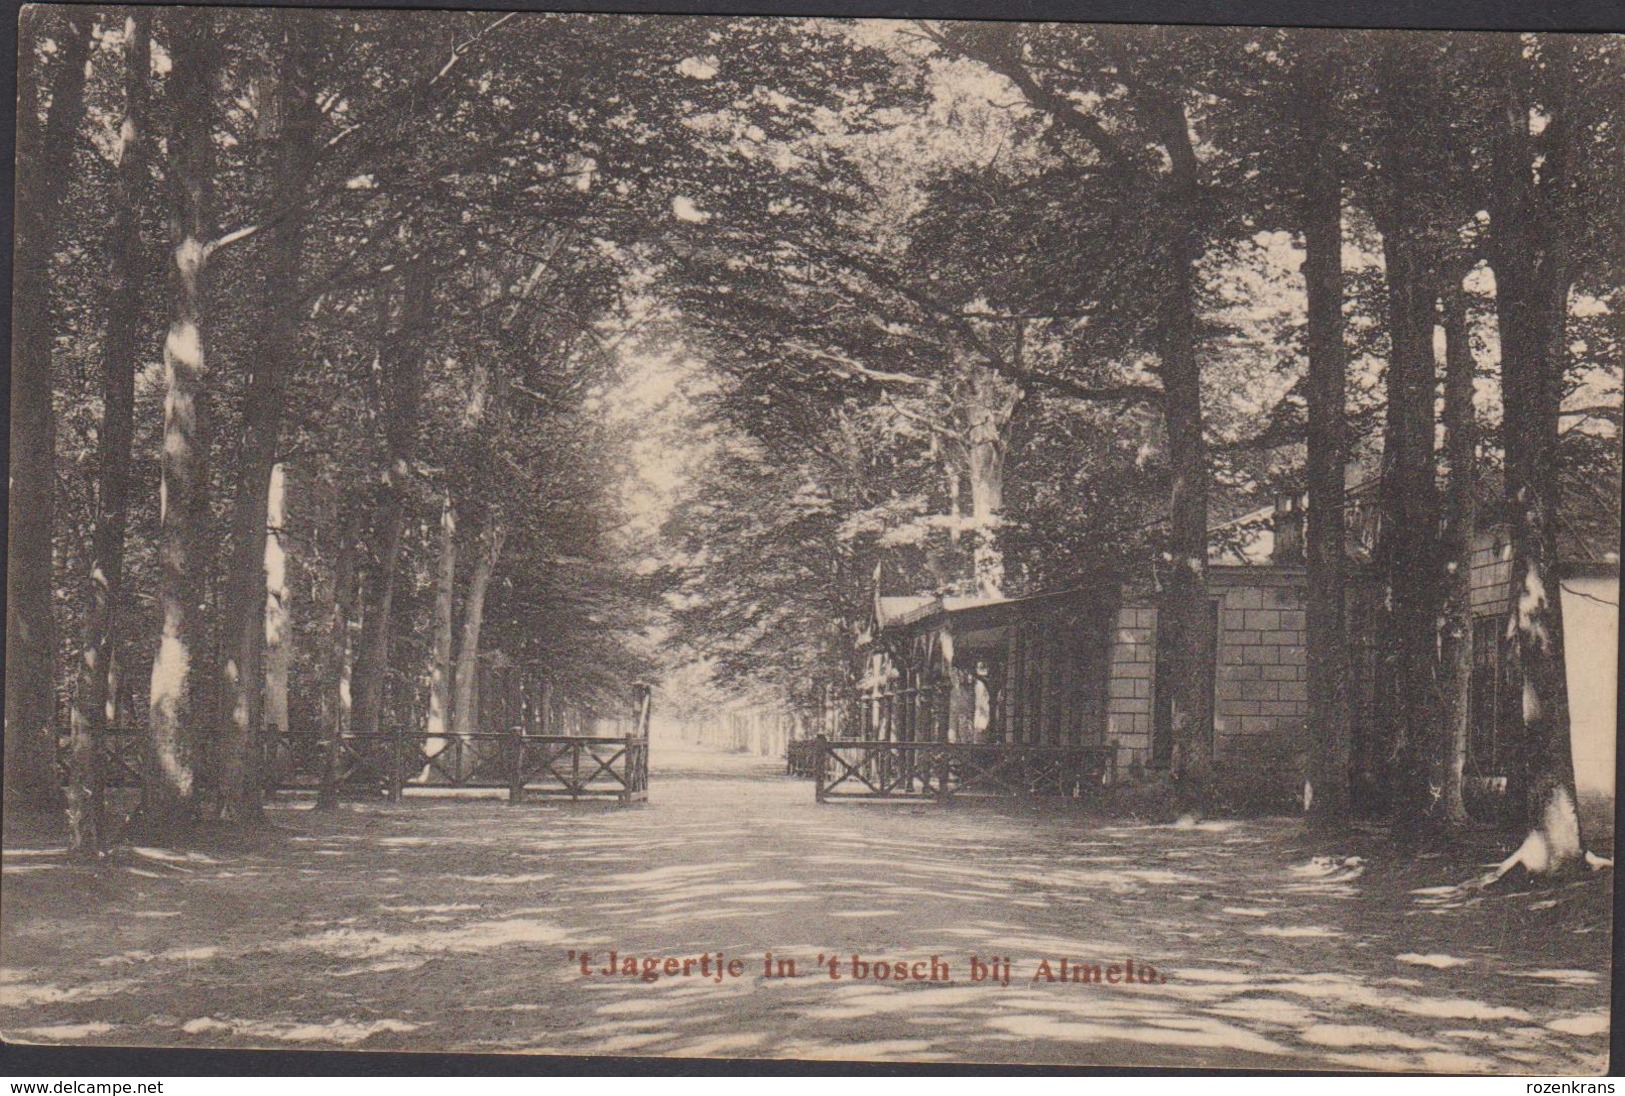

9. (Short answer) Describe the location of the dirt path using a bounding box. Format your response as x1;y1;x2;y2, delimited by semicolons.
1;736;1611;1070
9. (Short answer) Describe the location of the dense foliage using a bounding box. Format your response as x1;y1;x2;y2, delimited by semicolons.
7;13;1620;869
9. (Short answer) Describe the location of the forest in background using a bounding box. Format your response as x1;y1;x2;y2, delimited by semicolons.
5;10;1621;876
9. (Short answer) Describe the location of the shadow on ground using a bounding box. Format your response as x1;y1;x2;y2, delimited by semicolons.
1;737;1611;1071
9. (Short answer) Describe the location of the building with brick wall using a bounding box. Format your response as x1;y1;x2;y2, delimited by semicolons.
1101;566;1309;780
858;486;1617;807
1099;497;1615;800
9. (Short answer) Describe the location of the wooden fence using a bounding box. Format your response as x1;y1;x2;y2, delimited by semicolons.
69;726;650;806
811;735;1115;802
265;728;649;804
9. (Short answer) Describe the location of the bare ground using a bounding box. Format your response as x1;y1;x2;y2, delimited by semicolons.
0;737;1611;1071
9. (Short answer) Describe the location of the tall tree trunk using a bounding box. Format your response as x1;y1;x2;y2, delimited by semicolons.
939;38;1216;796
317;509;362;811
216;19;320;822
1375;216;1445;833
963;362;1018;598
1147;93;1214;801
263;463;291;742
1300;72;1352;828
426;492;457;738
67;12;149;853
451;518;506;742
1485;37;1585;877
1438;285;1477;827
350;260;432;740
1370;51;1449;832
144;9;218;829
6;8;91;816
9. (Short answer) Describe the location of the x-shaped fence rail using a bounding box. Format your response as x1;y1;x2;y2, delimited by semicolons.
67;727;649;806
811;737;1114;801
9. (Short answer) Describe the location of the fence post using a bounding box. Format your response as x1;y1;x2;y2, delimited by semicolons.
634;682;652;738
508;722;524;805
631;682;651;805
814;734;829;803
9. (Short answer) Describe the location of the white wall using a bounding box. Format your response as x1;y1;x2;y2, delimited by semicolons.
1563;576;1619;802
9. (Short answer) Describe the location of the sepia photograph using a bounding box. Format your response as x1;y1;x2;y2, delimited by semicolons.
1;2;1620;1075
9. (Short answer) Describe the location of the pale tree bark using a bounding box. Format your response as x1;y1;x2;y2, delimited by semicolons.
144;9;219;829
451;518;507;745
1299;68;1352;828
961;359;1020;598
317;509;363;811
426;492;457;740
418;491;456;784
262;463;291;741
6;8;91;816
216;17;320;822
1483;36;1588;879
1438;285;1477;828
67;11;149;853
351;260;432;740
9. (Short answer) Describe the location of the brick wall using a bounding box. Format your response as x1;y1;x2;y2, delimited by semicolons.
1106;605;1155;770
1211;571;1307;764
1096;543;1604;790
1104;571;1311;778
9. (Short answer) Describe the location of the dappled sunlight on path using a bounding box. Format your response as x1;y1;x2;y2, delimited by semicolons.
1;737;1611;1070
